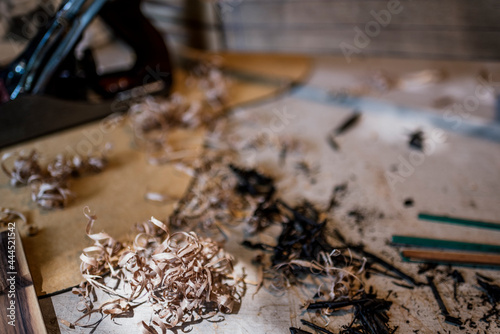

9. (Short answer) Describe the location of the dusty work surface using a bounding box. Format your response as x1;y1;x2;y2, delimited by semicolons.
3;54;500;333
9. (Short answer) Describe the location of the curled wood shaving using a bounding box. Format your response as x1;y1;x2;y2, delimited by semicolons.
127;61;228;164
1;150;43;186
274;251;363;302
1;147;109;209
171;155;362;302
30;180;75;209
0;207;27;224
0;207;38;236
145;192;174;204
169;160;258;235
0;207;38;237
70;208;239;331
187;62;228;108
170;105;367;307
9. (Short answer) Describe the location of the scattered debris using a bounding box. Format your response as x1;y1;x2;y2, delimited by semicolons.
169;160;248;234
335;229;420;286
230;165;279;234
360;248;420;287
1;148;109;209
0;207;27;225
408;130;424;151
144;191;179;204
308;288;397;334
31;179;74;209
272;200;333;266
348;209;365;224
477;278;500;305
128;61;228;163
295;161;320;184
0;207;37;235
427;276;462;326
327;183;348;211
333;112;362;137
230;164;275;199
300;319;334;334
417;263;438;275
326;112;361;151
403;198;414;208
391;281;414;290
290;327;312;334
241;240;273;251
1;150;42;186
476;273;494;282
450;270;464;301
397;69;445;90
56;60;500;332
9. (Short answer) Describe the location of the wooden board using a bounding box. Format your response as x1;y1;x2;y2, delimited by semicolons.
306;56;500;121
0;229;47;334
47;85;500;334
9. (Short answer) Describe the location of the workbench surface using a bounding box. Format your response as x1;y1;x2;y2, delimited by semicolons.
4;54;500;333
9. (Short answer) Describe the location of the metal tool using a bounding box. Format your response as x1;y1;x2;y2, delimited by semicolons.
0;0;172;147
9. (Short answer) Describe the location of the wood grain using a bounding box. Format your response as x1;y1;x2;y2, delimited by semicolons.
144;0;500;59
0;229;47;334
402;249;500;266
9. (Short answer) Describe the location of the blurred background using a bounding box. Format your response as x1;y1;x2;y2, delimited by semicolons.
2;0;500;65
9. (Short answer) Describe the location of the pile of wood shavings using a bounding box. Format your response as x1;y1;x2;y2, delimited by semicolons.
0;207;38;235
128;62;228;164
166;123;302;235
1;147;108;209
165;122;363;298
69;208;239;332
169;152;261;235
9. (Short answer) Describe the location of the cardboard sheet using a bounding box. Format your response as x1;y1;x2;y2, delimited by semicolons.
0;53;311;295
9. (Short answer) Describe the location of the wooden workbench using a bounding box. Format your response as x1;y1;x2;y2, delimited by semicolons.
3;53;500;333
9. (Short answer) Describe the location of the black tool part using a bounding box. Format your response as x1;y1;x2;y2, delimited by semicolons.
0;95;119;148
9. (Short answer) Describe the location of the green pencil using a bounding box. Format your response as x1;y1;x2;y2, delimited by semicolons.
418;213;500;231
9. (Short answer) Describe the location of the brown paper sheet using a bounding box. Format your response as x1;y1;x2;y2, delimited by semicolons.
0;53;311;296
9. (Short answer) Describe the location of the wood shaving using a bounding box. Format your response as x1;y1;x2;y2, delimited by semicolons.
1;150;43;186
0;207;38;236
169;159;258;235
0;207;27;224
187;62;228;109
144;192;180;204
1;147;109;209
127;61;228;164
69;208;239;331
397;69;446;90
30;180;75;209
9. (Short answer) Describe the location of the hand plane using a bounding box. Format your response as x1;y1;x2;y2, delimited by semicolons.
0;0;172;148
